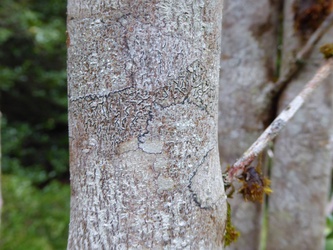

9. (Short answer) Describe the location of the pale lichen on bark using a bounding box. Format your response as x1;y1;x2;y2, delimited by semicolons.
67;0;226;249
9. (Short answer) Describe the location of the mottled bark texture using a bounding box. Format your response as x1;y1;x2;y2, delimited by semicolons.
67;0;226;249
267;1;333;249
218;1;278;249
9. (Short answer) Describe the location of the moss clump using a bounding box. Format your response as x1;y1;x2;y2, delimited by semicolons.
320;43;333;58
238;166;272;203
223;202;240;247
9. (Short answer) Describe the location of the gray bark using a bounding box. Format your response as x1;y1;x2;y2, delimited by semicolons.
267;1;333;249
67;1;226;249
218;1;278;249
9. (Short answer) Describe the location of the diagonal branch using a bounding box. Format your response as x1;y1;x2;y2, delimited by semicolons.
261;12;333;99
225;13;333;184
227;58;333;182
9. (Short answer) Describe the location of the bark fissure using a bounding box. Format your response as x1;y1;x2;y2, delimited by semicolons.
188;147;215;209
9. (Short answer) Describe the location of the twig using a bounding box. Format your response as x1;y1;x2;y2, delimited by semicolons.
226;13;333;183
227;58;333;182
295;12;333;63
262;12;333;98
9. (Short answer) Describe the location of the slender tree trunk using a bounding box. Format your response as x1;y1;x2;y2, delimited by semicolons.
218;1;279;249
267;1;333;249
67;1;226;249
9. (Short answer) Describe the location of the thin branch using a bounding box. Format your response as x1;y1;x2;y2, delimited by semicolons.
227;58;333;182
296;12;333;63
262;12;333;98
225;13;333;183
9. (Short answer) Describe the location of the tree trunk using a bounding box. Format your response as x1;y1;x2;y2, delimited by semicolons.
218;1;279;249
267;1;333;249
67;0;226;249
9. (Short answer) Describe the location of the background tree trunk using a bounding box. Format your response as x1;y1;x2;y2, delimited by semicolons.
267;1;333;249
67;0;226;249
218;1;279;249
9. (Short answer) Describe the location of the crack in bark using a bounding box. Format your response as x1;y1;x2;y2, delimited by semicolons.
68;86;135;102
188;147;214;209
137;110;154;143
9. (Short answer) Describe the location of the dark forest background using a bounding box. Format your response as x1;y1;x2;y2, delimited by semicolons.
1;0;69;249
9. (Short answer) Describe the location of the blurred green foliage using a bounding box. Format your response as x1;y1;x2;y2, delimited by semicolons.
0;0;68;184
0;0;69;248
326;213;333;250
0;175;70;250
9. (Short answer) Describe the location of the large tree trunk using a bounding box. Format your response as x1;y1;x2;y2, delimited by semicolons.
218;1;279;249
267;1;333;249
67;0;226;248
